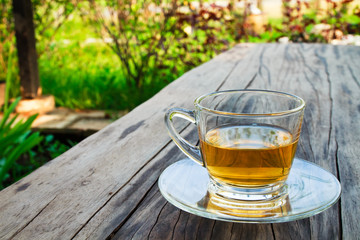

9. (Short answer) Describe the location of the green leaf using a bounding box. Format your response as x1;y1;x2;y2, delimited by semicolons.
0;97;42;188
0;97;21;129
0;132;43;185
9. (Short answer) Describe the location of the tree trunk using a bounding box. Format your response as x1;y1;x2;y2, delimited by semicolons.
13;0;41;99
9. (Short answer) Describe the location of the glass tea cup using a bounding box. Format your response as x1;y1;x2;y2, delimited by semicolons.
165;90;305;208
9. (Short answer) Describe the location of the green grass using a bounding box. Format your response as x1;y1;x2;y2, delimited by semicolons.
39;41;131;110
38;15;180;110
39;40;176;110
38;16;137;110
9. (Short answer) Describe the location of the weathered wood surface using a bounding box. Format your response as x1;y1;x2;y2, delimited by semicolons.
0;43;359;239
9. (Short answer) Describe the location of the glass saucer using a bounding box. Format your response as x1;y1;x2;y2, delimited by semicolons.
158;158;341;223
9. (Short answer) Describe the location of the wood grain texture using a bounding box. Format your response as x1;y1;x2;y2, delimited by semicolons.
0;44;358;240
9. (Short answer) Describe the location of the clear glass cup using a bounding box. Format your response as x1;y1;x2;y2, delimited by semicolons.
165;89;305;209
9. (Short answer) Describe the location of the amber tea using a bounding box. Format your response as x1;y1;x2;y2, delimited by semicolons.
165;90;305;202
200;125;298;187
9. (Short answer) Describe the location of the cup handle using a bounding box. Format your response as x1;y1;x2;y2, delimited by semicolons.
165;108;203;166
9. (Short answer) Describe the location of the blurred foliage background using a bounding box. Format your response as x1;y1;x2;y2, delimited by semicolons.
1;0;359;111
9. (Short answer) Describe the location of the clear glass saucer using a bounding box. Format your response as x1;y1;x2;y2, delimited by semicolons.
158;158;341;223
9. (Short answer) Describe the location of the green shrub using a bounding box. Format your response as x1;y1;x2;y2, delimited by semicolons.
2;1;360;112
0;97;43;189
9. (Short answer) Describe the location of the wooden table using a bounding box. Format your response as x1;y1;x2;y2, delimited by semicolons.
1;43;359;239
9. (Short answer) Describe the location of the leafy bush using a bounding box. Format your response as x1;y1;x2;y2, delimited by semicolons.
1;0;359;111
0;97;43;189
38;2;243;110
73;1;249;109
278;0;360;42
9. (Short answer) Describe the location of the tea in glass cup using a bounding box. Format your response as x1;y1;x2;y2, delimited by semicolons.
165;90;305;208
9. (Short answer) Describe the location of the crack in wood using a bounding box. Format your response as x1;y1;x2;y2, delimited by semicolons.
258;45;271;85
134;189;162;239
73;157;166;239
333;45;340;60
70;139;175;239
209;219;216;239
109;183;160;240
215;56;242;91
229;223;235;240
271;224;276;239
334;139;343;240
148;201;168;238
10;195;58;239
171;204;182;239
303;71;320;112
98;127;194;239
244;73;257;89
315;49;333;153
301;116;315;161
347;65;360;89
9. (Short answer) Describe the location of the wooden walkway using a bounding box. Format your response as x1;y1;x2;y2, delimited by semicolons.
32;108;127;137
1;108;127;137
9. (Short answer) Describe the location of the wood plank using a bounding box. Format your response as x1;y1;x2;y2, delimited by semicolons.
0;44;254;239
219;44;342;239
321;45;360;240
74;127;199;239
104;44;351;239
